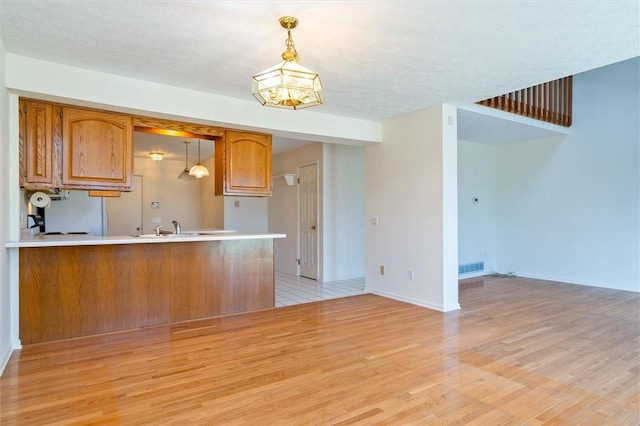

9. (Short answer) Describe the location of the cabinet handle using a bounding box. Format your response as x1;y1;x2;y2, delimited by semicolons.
311;225;316;230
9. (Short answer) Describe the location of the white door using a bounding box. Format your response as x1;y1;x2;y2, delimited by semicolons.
105;175;143;236
299;163;319;279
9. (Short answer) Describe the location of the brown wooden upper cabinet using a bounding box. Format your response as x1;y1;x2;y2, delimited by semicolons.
215;130;272;197
20;98;273;196
20;99;134;192
19;99;61;189
62;107;133;190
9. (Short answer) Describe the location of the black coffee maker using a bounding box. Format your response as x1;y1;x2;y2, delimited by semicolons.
27;208;46;235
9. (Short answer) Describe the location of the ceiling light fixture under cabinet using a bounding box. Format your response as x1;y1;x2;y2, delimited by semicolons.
149;151;165;161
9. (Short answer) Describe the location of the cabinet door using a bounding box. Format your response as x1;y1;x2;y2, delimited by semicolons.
216;131;272;196
62;107;133;190
20;100;57;187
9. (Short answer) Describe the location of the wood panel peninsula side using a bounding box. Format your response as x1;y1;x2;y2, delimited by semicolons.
13;234;284;345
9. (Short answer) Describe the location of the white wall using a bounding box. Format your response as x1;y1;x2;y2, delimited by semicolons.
45;191;104;236
269;142;366;281
200;156;224;230
5;54;381;147
135;157;208;232
105;156;223;235
322;143;365;281
496;58;640;291
270;143;323;276
0;31;12;373
224;197;268;233
366;104;459;312
457;140;497;276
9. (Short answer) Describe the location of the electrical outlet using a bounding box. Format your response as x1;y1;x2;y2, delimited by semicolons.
380;265;385;275
234;200;240;208
151;217;161;224
408;270;415;280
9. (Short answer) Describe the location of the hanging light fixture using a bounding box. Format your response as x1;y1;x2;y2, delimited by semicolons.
252;16;322;110
177;141;196;180
189;139;209;179
149;151;165;161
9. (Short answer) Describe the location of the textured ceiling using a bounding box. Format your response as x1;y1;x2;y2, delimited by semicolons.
1;1;638;149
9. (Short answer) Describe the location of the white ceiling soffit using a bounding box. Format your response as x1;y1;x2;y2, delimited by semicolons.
1;1;638;122
457;105;569;145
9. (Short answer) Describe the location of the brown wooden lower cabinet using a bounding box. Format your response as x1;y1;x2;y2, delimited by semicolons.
19;239;274;345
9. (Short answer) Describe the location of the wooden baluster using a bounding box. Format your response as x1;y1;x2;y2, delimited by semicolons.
567;76;573;126
555;79;560;125
474;76;571;127
559;78;565;125
544;82;549;123
564;78;568;125
551;79;556;125
549;80;554;124
516;88;522;117
535;84;541;120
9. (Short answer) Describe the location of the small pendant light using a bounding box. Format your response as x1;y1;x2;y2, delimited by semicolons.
189;139;209;179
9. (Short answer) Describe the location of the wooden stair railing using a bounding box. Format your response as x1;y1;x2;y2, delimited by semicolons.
477;76;572;127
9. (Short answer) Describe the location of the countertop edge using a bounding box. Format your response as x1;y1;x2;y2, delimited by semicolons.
6;233;287;248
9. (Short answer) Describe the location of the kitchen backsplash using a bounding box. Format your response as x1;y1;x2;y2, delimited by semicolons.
42;191;104;236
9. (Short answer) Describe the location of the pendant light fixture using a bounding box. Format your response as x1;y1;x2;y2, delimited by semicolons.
252;16;322;110
177;141;196;180
188;139;209;179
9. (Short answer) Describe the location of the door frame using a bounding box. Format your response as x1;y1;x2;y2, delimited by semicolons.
104;174;143;236
297;161;320;280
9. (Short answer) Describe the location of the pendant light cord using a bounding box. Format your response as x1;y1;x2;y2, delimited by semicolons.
185;142;189;169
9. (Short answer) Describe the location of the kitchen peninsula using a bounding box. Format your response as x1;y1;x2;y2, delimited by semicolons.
7;232;285;345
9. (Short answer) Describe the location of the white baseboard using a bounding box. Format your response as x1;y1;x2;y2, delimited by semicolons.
494;270;640;293
366;287;461;312
458;270;490;279
0;344;12;376
275;267;298;276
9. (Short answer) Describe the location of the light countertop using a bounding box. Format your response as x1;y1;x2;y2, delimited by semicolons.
6;231;286;248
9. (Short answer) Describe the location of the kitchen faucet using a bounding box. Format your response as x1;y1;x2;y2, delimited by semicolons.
172;220;181;235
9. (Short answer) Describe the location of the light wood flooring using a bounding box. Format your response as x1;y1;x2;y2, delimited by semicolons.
1;275;638;425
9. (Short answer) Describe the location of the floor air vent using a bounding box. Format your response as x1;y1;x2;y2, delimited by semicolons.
458;262;484;274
